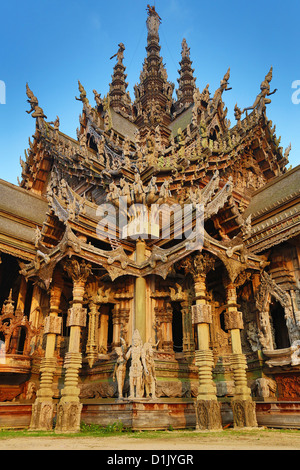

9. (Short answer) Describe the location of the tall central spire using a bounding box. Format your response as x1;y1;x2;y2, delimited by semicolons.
133;6;174;144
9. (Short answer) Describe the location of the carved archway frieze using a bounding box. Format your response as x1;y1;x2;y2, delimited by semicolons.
256;271;300;350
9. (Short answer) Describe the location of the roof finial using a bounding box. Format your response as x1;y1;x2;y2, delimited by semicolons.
26;84;47;120
146;4;161;21
110;43;125;65
181;38;190;59
146;4;161;38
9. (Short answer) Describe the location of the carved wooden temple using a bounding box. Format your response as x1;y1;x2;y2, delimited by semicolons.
0;6;300;431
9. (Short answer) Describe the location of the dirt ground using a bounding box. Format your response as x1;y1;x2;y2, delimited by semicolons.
0;430;300;450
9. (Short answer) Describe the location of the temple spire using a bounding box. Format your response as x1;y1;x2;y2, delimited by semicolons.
176;38;196;110
109;43;131;116
134;6;174;144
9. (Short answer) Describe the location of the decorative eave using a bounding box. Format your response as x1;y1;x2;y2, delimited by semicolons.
244;165;300;253
245;203;300;254
0;179;48;261
20;218;266;289
20;169;267;288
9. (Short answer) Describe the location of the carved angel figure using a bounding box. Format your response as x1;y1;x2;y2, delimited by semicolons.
143;338;158;399
113;337;128;399
126;330;148;399
26;83;47;119
242;67;277;115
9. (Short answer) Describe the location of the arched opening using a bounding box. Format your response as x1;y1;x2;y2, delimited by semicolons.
270;299;290;349
17;327;27;355
220;310;226;333
172;301;183;353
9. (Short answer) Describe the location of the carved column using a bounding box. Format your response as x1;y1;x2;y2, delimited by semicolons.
135;240;147;343
169;284;194;358
225;277;257;428
190;253;222;431
155;301;173;353
29;285;42;329
86;301;101;368
112;304;129;348
55;259;91;433
181;300;194;359
98;306;109;354
30;273;63;431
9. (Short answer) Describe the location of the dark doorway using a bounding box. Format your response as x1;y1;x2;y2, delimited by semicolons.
220;310;226;333
17;327;27;355
107;303;114;352
172;302;183;353
270;300;290;349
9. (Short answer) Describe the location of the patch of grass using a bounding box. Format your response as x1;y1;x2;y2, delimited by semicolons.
80;421;132;435
0;421;133;439
0;426;299;441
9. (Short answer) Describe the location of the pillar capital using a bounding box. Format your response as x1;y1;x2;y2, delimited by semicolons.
179;252;215;281
62;258;92;285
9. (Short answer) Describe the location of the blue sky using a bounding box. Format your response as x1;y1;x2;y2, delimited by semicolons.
0;0;299;185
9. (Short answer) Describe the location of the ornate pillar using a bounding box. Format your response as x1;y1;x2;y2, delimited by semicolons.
29;285;42;329
190;253;222;431
98;306;109;354
224;277;257;428
135;239;147;343
30;273;63;431
55;259;91;433
86;301;101;368
181;300;194;359
154;301;173;352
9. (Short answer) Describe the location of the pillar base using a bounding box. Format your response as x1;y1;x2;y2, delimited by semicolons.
29;357;57;431
195;399;222;431
231;398;258;428
195;349;218;400
29;401;55;431
55;402;83;433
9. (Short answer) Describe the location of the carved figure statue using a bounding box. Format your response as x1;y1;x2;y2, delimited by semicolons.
93;89;103;107
126;330;148;399
146;4;162;21
181;38;190;59
143;338;158;399
234;103;242;123
251;378;277;399
110;43;125;65
157;178;172;203
113;337;127;399
49;116;60;130
212;68;232;107
132;172;145;204
120;178;132;205
146;176;158;205
75;80;89;105
26;83;47;119
243;67;277;115
291;340;300;366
